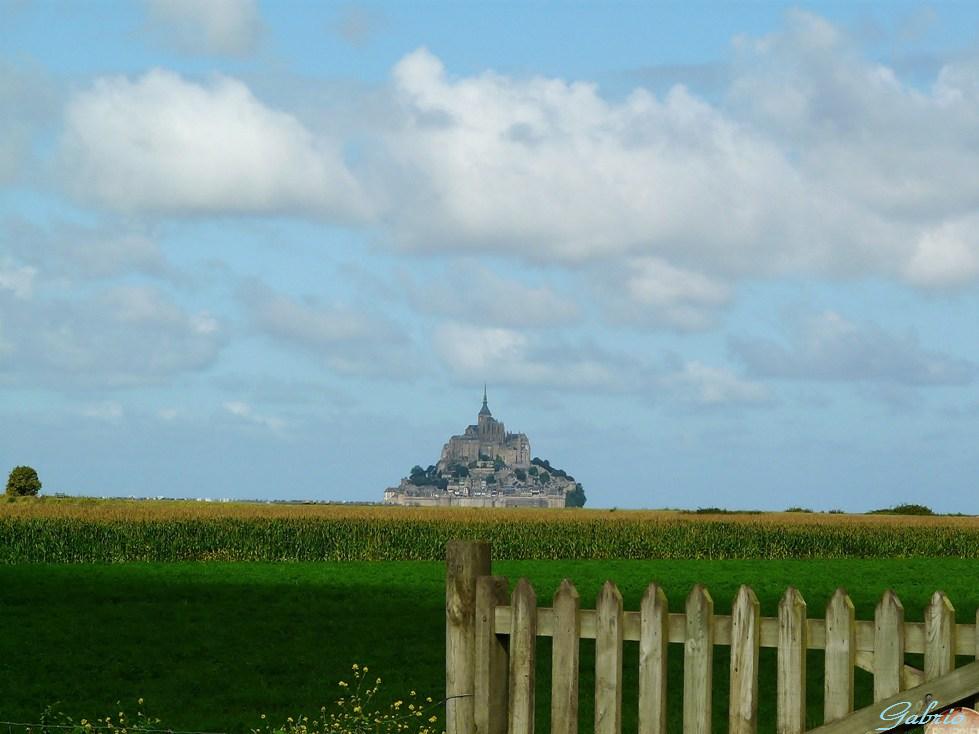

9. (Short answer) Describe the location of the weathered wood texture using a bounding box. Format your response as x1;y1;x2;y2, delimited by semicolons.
448;541;979;734
823;588;855;723
682;585;714;734
776;587;806;734
729;586;760;734
638;584;668;734
550;580;580;734
594;582;623;734
474;575;509;734
808;661;979;734
925;591;956;682
446;540;491;734
508;579;537;734
873;590;903;702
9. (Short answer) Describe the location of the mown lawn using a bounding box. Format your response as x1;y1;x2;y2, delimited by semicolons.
1;559;976;733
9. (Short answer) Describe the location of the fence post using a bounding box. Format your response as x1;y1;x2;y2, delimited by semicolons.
551;580;581;734
823;588;855;723
475;576;509;734
595;581;624;734
777;587;807;734
873;591;904;701
729;585;760;734
925;591;956;681
447;540;492;734
509;579;538;734
639;583;669;734
683;585;714;734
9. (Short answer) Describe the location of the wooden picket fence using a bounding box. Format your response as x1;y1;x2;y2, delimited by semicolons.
444;540;979;734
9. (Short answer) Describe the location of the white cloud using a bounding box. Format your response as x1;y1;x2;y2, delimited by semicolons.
146;0;261;56
240;281;415;378
433;322;621;389
0;283;225;387
81;402;125;422
731;311;976;386
0;262;36;299
61;69;367;218
382;49;803;270
660;361;770;406
223;400;285;432
599;257;732;331
407;264;579;328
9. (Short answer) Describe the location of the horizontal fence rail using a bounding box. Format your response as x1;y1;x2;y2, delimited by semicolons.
447;540;979;734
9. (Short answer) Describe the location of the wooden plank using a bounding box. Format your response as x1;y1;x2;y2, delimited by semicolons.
683;585;714;734
777;587;806;734
824;588;855;723
729;586;760;734
446;540;491;734
806;660;979;734
925;591;956;681
508;579;537;734
551;580;580;734
873;590;904;702
492;608;979;654
475;576;509;734
594;581;623;734
638;584;668;734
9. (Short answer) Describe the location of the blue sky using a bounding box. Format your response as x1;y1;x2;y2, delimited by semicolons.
3;1;979;511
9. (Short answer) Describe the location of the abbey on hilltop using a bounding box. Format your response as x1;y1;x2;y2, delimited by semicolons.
384;387;586;508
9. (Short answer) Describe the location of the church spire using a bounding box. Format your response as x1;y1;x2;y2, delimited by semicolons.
479;383;492;417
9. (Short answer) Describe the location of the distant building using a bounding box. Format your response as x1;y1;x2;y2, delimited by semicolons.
437;386;531;470
383;388;573;508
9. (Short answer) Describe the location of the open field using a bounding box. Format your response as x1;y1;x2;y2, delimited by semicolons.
3;497;979;561
2;559;978;733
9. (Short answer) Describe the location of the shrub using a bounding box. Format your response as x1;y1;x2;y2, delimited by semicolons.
867;503;935;516
6;466;41;497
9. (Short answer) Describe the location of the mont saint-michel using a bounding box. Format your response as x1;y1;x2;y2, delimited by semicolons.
384;389;586;508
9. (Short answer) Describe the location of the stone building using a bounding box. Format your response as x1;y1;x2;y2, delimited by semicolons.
383;388;571;508
437;386;531;471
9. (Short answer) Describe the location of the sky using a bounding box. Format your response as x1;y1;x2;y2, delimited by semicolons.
2;1;979;512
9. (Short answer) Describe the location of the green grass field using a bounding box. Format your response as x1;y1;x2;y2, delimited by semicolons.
1;559;976;733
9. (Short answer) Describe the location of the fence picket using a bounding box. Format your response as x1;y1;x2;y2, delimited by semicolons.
595;582;624;734
823;588;855;723
508;579;537;734
446;540;491;734
638;584;668;734
729;586;761;734
925;591;956;681
777;587;807;734
475;575;510;734
551;580;580;734
873;591;904;701
683;585;714;734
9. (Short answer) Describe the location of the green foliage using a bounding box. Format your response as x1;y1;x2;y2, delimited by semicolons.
5;511;979;561
539;472;550;483
27;667;442;734
450;464;469;478
785;507;814;513
485;474;496;484
527;466;538;477
493;456;504;471
514;468;527;482
867;503;935;516
6;466;41;497
564;483;586;508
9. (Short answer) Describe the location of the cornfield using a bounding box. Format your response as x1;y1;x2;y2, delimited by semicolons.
2;497;978;562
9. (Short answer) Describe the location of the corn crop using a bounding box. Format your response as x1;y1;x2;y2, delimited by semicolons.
1;496;977;562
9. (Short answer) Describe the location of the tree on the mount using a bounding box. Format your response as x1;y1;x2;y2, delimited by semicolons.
565;483;586;508
6;466;41;496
